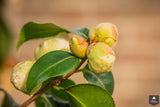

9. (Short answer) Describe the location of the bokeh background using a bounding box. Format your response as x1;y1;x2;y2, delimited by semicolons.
0;0;160;107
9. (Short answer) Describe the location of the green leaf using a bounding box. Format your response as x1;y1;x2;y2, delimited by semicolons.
27;50;80;94
70;27;89;37
47;79;75;101
58;79;75;89
82;64;114;95
17;22;89;49
0;88;19;107
35;93;70;107
40;77;55;90
36;79;75;107
65;84;115;107
35;94;57;107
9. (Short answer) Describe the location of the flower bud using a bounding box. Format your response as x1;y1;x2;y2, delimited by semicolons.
69;35;88;58
11;61;41;94
87;42;115;73
89;28;96;42
89;23;118;47
35;33;70;59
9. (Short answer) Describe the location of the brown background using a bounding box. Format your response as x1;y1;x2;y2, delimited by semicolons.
0;0;160;107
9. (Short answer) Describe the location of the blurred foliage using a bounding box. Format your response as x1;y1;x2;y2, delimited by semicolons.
0;0;11;67
0;0;4;8
0;88;19;107
0;18;11;66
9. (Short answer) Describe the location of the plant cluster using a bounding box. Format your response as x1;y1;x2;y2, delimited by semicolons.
0;22;118;107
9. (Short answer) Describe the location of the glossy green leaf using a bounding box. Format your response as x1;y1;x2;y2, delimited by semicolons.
58;79;75;89
47;79;75;101
0;88;19;107
65;84;115;107
35;93;70;107
17;22;89;49
82;64;114;95
27;51;80;94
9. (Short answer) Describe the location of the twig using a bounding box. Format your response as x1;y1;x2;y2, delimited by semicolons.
20;59;86;107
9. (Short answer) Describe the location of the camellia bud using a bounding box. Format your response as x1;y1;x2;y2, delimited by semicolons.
35;33;70;59
11;61;41;94
69;35;88;58
87;42;115;73
89;28;96;42
89;23;118;47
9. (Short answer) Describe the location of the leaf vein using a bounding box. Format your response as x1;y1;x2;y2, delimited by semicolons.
86;70;106;90
65;90;86;107
28;55;74;92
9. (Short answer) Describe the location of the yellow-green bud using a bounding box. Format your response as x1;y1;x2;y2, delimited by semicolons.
89;28;96;42
89;23;118;47
69;35;88;58
11;61;41;94
35;33;70;59
87;42;115;73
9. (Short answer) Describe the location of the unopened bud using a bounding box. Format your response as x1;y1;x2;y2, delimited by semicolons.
89;23;118;47
87;42;115;73
69;35;88;58
35;33;70;59
11;61;41;94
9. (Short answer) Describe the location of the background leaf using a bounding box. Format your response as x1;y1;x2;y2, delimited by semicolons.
35;94;57;107
82;64;114;95
17;22;89;49
65;84;115;107
35;79;74;107
0;0;11;67
27;51;80;94
35;93;69;107
0;17;11;66
47;79;75;101
0;88;19;107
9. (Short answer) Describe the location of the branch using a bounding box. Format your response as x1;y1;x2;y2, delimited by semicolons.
20;59;86;107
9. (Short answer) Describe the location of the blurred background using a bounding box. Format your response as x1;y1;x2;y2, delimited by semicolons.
0;0;160;107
